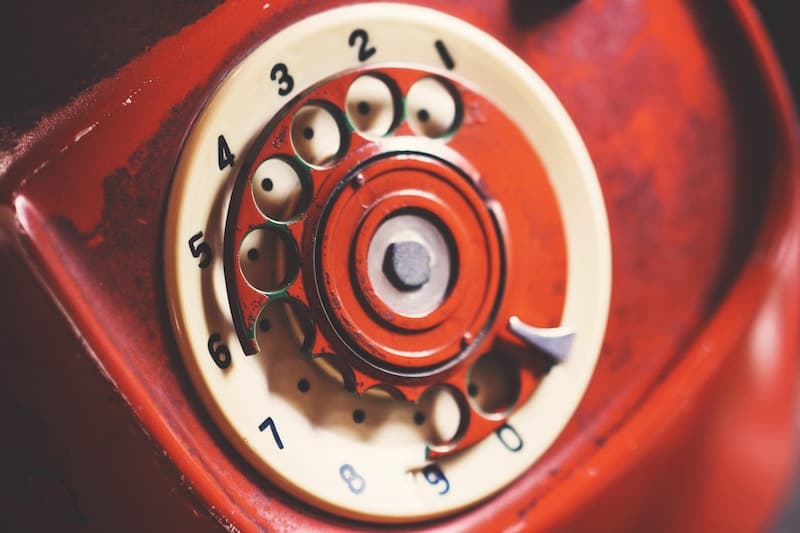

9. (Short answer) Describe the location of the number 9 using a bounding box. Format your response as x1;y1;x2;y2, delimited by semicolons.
422;464;450;495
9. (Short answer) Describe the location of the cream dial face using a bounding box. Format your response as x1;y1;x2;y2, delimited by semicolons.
164;3;611;522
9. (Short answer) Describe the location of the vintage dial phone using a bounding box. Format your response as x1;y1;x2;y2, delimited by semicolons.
1;1;798;531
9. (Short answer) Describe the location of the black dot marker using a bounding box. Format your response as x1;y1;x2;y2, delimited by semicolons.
413;411;426;426
357;101;371;115
417;109;430;122
258;318;271;332
303;127;314;140
467;383;479;397
297;378;310;393
352;409;366;424
261;178;274;191
247;248;260;261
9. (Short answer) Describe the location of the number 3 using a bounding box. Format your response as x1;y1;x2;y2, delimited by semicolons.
270;63;294;96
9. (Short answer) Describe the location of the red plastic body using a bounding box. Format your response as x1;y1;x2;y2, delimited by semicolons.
0;1;798;531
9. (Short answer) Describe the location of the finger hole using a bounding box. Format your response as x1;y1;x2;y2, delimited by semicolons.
468;351;520;415
239;226;300;293
251;157;311;222
311;354;356;393
363;384;405;401
255;298;314;355
291;102;348;167
406;77;462;139
345;74;401;137
418;385;466;446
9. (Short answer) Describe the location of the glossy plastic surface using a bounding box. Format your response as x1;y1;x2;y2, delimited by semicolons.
0;0;797;531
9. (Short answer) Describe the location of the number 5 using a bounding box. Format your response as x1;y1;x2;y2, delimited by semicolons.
188;232;212;269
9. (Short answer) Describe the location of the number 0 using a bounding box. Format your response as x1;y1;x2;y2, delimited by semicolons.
496;423;524;452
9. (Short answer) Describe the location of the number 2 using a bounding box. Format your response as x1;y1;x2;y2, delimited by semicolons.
348;29;376;62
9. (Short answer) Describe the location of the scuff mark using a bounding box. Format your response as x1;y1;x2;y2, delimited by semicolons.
74;122;99;143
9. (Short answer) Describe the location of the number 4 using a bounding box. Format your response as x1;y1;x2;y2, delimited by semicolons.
218;134;235;170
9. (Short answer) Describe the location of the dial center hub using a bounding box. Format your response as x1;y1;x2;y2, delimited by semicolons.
382;241;431;292
315;152;504;375
367;210;453;318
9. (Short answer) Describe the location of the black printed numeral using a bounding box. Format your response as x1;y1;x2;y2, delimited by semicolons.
422;464;450;495
188;232;212;269
496;423;524;452
207;333;231;369
270;63;295;96
217;134;235;170
259;416;285;450
435;39;455;70
348;29;376;62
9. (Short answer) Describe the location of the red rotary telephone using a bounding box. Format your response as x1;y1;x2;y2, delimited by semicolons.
0;1;798;531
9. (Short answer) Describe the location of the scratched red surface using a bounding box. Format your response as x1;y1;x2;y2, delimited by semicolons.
0;0;798;531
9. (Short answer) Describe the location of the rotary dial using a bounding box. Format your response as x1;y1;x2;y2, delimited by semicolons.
165;3;610;522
